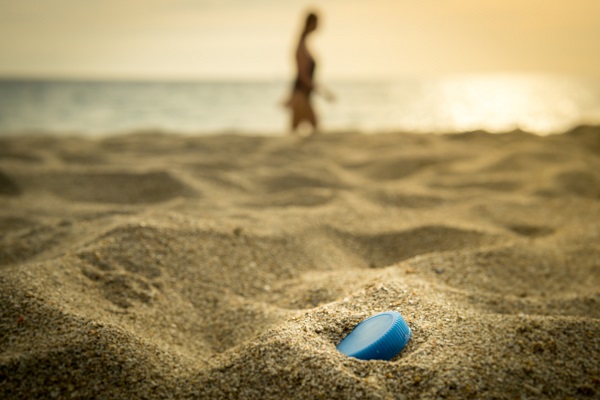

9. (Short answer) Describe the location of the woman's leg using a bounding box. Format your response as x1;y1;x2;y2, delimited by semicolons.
289;92;318;133
306;103;318;133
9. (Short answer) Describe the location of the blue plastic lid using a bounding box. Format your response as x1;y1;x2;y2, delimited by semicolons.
337;311;411;360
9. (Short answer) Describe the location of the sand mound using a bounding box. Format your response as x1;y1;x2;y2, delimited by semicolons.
1;128;599;399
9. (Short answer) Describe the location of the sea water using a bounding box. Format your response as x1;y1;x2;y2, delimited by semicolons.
1;74;599;136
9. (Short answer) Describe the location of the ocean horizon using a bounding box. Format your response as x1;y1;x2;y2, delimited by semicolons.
1;73;600;136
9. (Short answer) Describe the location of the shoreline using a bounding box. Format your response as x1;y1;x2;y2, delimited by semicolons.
1;123;598;139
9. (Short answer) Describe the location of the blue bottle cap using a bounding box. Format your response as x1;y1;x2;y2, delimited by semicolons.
337;311;411;361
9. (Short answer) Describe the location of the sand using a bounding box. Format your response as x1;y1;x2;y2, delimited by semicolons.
1;126;599;399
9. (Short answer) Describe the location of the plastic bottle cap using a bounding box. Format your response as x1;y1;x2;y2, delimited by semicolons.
337;311;411;360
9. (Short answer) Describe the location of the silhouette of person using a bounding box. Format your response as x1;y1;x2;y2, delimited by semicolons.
285;12;321;134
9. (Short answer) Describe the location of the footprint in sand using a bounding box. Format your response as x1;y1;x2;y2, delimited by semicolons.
480;150;569;173
23;171;194;204
260;170;346;193
0;170;20;196
333;225;504;269
507;224;555;238
77;225;165;308
429;179;521;192
0;222;69;266
553;170;600;199
407;243;600;318
246;188;335;208
346;156;440;181
366;189;448;208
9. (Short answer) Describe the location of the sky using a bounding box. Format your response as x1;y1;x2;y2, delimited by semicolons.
1;0;599;80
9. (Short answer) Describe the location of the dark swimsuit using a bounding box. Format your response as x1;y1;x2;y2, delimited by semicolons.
293;57;315;96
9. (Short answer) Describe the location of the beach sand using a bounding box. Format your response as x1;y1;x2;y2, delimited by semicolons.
1;126;599;399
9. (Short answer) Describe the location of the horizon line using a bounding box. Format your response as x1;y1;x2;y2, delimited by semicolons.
2;71;599;83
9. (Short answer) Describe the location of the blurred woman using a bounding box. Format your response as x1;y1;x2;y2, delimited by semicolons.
286;12;320;133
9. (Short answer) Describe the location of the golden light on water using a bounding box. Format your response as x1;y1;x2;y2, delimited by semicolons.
312;74;598;135
429;74;584;134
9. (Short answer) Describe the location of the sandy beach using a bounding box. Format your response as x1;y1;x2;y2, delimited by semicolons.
1;126;599;399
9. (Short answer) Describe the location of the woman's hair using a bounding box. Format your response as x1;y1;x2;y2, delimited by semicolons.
304;12;318;33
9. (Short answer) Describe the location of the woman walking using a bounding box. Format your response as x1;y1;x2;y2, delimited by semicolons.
286;12;320;134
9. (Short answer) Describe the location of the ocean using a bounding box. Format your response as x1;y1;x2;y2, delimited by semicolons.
1;74;599;136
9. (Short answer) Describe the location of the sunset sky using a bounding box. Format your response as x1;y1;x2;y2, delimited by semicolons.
1;0;599;80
